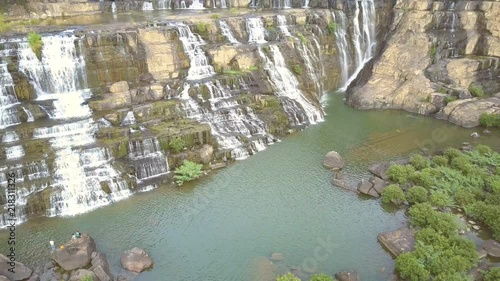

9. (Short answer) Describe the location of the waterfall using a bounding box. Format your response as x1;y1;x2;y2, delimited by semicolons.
276;15;291;37
284;0;291;8
220;0;227;8
189;0;205;9
246;18;267;44
0;63;20;129
158;0;170;9
21;106;34;122
142;1;154;10
5;145;24;160
180;0;187;8
332;0;376;90
259;45;324;125
303;0;309;8
111;2;117;13
173;23;215;80
2;132;20;143
128;138;169;181
219;20;240;45
121;111;137;126
298;38;323;95
273;0;281;9
250;0;258;7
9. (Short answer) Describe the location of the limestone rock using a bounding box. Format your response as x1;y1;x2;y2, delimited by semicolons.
370;177;387;195
110;81;129;94
482;239;500;258
335;271;360;281
0;254;33;281
69;269;96;281
323;151;345;170
89;253;113;281
357;179;374;195
378;228;416;257
198;144;214;164
120;248;154;273
441;97;500;128
53;233;97;271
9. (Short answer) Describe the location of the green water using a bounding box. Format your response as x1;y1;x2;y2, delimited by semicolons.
1;93;498;280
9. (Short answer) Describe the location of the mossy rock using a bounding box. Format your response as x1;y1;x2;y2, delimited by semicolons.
100;181;112;194
25;187;53;216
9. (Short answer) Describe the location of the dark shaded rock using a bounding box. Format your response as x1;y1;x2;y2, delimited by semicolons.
120;248;154;273
323;151;345;170
378;228;416;257
482;240;500;258
139;73;155;83
0;254;33;281
357;179;373;195
89;253;113;281
69;269;96;281
53;233;97;271
335;271;360;281
370;176;387;195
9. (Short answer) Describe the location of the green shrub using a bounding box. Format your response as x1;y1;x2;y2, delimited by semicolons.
406;186;428;204
453;188;476;206
81;275;94;281
292;65;303;75
475;144;492;156
479;113;500;127
444;95;457;104
169;137;185;153
468;84;484;97
297;32;307;44
410;154;431;170
28;32;43;60
174;160;203;185
387;164;416;184
432;155;448;167
408;203;435;228
450;156;474;175
410;168;435;189
430;191;452;208
309;274;334;281
276;273;300;281
381;184;406;205
210;14;221;19
467;201;500;240
427;212;459;236
484;267;500;281
395;252;430;281
445;148;463;161
196;22;209;35
328;22;337;33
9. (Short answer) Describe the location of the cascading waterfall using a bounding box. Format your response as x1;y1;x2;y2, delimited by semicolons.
302;0;310;8
142;1;154;10
298;38;324;95
189;0;205;9
332;0;376;90
246;18;267;44
284;0;291;8
180;0;187;8
5;145;24;160
273;0;281;9
276;15;291;37
0;63;21;129
158;0;170;9
259;45;324;125
121;111;137;126
220;0;227;8
219;20;240;45
128;138;169;181
111;2;117;13
173;23;215;80
250;0;258;7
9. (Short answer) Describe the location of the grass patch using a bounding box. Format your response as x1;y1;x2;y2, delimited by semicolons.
479;112;500;127
224;69;243;76
428;45;437;58
196;22;209;35
247;65;259;71
468;84;484;97
297;32;307;44
210;14;221;19
0;15;12;32
292;65;303;75
444;95;457;104
328;22;337;34
28;32;43;60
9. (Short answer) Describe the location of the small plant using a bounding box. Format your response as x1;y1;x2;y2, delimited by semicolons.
81;275;94;281
428;45;437;58
468;84;484;97
484;267;500;281
297;32;307;44
210;14;221;19
266;26;277;33
410;154;431;170
327;22;337;34
28;32;43;60
310;273;334;281
479;112;500;127
406;186;428;204
444;95;457;104
276;273;301;281
292;65;303;75
430;191;452;208
174;160;203;185
387;164;416;184
381;184;406;205
224;69;243;76
247;65;259;71
0;15;12;32
169;137;185;153
196;22;209;35
432;155;448;167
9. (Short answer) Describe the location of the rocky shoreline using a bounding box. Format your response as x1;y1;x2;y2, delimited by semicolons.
0;234;153;281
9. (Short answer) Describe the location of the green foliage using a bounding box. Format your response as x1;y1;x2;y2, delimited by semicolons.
406;186;428;204
450;156;474;175
0;15;12;32
468;84;484;98
81;275;94;281
475;144;492;156
444;95;457;104
276;273;300;281
297;32;308;44
428;45;437;58
168;137;185;153
445;148;462;161
387;164;416;184
223;69;243;76
247;65;259;71
432;155;448;167
196;22;209;35
410;154;431;170
453;188;476;206
328;22;337;34
28;32;43;60
467;201;500;240
174;160;203;185
292;65;303;75
309;273;334;281
381;184;406;205
410;168;435;189
210;14;221;19
479;112;500;127
395;252;430;281
430;191;452;208
484;267;500;281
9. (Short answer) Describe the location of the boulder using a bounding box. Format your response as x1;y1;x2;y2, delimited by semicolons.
270;253;283;261
335;271;360;281
28;273;40;281
482;239;500;258
198;144;214;164
89;253;113;281
378;228;416;257
370;177;387;195
368;162;390;180
52;234;97;271
0;254;33;281
323;151;345;170
357;179;373;195
69;269;96;281
120;248;154;273
110;81;129;94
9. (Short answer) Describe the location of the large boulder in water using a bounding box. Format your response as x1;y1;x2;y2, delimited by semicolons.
323;151;345;170
120;248;154;273
0;254;33;280
53;233;97;271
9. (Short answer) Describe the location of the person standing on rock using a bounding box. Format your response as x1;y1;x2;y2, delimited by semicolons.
49;240;55;252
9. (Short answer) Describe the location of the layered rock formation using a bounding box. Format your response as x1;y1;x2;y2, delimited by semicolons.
348;0;500;128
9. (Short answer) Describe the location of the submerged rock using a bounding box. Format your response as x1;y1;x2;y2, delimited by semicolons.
323;151;345;171
120;248;154;273
378;228;416;257
0;254;33;281
52;233;97;271
482;239;500;258
335;271;360;281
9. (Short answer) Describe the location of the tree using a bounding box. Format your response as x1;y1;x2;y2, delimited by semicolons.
276;273;300;281
169;137;185;153
406;186;428;204
381;184;406;205
310;273;334;281
387;164;416;184
395;252;430;281
174;160;203;185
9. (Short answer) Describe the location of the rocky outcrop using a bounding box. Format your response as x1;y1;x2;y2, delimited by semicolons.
378;228;416;257
439;97;500;128
53;233;97;271
323;151;345;170
120;248;154;273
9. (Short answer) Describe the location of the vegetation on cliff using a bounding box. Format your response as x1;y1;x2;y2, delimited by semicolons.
28;32;43;60
174;160;203;185
380;145;500;280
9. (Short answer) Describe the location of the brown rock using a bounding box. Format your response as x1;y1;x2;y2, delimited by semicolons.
53;233;97;271
335;271;360;281
378;228;416;257
482;239;500;258
370;177;387;195
357;179;374;195
110;81;129;94
0;254;33;281
120;248;154;273
323;151;345;170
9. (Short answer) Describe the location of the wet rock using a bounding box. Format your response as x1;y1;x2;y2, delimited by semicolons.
116;275;128;281
210;162;226;170
357;179;377;197
335;271;360;281
43;260;55;271
270;253;283;261
482;240;500;258
378;228;416;257
110;81;129;93
0;254;33;281
368;162;391;180
69;269;96;281
120;248;154;273
39;268;57;281
323;151;345;171
91;252;97;259
53;233;97;271
27;273;40;281
478;248;488;259
471;132;480;138
370;176;387;195
89;253;113;281
483;129;492;135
